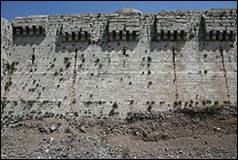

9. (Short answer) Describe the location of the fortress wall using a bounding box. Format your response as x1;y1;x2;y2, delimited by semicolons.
1;18;13;100
1;8;237;119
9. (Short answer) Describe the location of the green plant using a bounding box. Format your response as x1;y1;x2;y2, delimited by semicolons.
50;64;55;68
1;98;7;115
6;62;17;75
189;33;195;40
112;102;118;109
57;101;61;108
74;111;79;117
84;101;93;107
108;109;115;116
27;100;35;108
4;80;12;91
109;102;119;116
148;81;152;88
54;71;58;76
99;64;103;68
214;101;219;105
148;70;151;75
147;56;152;62
65;62;71;69
147;105;152;112
94;58;100;66
129;100;134;105
13;101;18;105
64;57;69;64
122;146;130;159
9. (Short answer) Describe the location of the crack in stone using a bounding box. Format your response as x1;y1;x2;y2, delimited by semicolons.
32;48;35;65
220;46;231;102
69;48;78;112
172;46;178;101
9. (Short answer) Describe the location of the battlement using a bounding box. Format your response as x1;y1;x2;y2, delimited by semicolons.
202;9;237;41
10;8;237;43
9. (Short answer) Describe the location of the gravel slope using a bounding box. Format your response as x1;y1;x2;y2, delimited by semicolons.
1;105;237;159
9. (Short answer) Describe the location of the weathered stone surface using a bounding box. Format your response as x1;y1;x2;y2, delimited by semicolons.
0;8;237;120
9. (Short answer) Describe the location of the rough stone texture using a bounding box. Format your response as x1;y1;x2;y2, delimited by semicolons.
1;18;13;100
1;8;237;120
1;106;237;159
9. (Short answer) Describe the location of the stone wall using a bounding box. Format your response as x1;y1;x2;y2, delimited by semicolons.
1;18;13;105
1;8;237;120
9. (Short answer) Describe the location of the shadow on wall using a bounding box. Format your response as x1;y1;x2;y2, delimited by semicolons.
55;34;89;53
150;41;186;52
197;17;236;52
101;41;139;52
198;41;235;52
149;16;186;52
13;35;45;46
100;23;140;52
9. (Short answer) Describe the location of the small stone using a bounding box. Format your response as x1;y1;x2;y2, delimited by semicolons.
61;152;68;157
192;118;199;124
38;126;48;133
178;150;183;154
79;125;86;133
49;137;54;144
213;127;221;131
50;124;58;132
161;133;168;140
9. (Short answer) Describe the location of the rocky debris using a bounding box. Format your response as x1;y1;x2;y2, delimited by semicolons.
79;125;86;133
1;126;124;159
1;106;237;159
49;124;58;132
38;126;48;133
126;111;173;122
213;127;221;132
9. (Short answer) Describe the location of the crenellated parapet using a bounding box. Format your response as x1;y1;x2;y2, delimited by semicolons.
202;9;237;41
154;15;188;41
53;14;107;43
108;9;142;41
152;11;202;41
7;8;238;43
61;23;91;42
13;25;46;36
12;16;48;37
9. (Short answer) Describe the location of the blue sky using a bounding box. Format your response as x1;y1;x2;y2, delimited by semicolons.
1;1;237;21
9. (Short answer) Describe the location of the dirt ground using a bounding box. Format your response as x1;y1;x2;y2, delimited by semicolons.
1;106;237;159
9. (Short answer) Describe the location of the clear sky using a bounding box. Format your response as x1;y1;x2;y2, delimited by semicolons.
1;1;237;21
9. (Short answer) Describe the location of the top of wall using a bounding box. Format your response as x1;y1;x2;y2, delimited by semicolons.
1;17;12;51
2;8;237;44
10;8;237;22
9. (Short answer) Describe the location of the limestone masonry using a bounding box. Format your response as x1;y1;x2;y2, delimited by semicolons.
1;8;237;119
